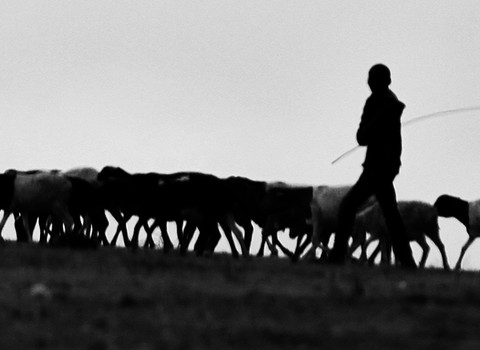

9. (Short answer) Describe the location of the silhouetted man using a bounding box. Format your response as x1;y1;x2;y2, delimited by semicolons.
329;64;417;269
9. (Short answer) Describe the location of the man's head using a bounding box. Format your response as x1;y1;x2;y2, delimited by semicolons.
368;64;391;92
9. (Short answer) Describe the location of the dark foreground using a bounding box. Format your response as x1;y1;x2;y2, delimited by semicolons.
0;243;479;349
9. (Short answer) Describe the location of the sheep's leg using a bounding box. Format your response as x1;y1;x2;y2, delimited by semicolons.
39;215;53;244
241;219;254;254
206;223;222;256
347;240;362;258
192;224;206;255
293;232;307;257
301;245;316;260
0;210;12;244
56;207;75;236
266;234;279;256
358;238;370;263
224;214;248;257
380;239;392;266
37;216;45;244
219;221;239;258
95;211;110;246
14;213;33;242
271;232;294;259
307;209;322;259
147;220;173;251
265;231;281;257
194;221;220;256
97;227;109;246
19;213;38;242
416;235;430;268
257;232;280;257
110;211;131;247
266;235;278;256
348;230;365;261
184;221;198;246
13;213;23;240
174;219;184;248
362;236;377;262
455;236;476;270
302;232;330;261
142;220;156;249
20;213;33;243
49;207;75;244
256;233;267;257
292;233;304;258
110;225;122;246
29;215;38;241
180;222;197;255
425;223;450;270
217;214;248;258
83;216;92;238
142;222;152;248
429;235;450;270
349;223;366;260
130;217;146;249
368;243;381;266
294;234;312;260
261;217;281;257
256;220;278;257
48;217;64;241
364;235;377;248
39;216;51;243
158;220;174;252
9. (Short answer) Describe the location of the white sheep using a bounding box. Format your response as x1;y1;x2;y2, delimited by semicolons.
434;194;480;270
351;200;450;270
306;185;373;259
304;185;347;258
0;170;76;243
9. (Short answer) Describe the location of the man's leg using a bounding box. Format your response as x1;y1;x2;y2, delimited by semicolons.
329;172;374;263
374;178;417;269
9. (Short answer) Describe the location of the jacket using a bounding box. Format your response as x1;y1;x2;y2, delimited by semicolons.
356;89;405;174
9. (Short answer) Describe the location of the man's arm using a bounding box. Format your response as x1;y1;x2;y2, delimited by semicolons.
356;99;378;146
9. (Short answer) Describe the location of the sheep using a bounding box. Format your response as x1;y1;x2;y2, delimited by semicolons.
218;177;313;260
351;201;450;269
433;194;480;270
97;166;181;251
305;185;354;259
255;182;313;259
98;166;248;257
0;170;77;243
63;174;109;246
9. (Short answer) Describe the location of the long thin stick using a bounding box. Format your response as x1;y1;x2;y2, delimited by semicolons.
331;105;480;165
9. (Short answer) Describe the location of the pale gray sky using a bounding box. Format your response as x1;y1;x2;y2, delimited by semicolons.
1;1;480;268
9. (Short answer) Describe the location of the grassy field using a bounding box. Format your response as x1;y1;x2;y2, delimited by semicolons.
0;243;479;350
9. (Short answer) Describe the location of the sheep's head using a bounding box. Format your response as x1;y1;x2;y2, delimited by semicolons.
433;194;465;217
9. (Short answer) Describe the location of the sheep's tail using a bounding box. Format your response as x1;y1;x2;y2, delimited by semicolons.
331;105;480;165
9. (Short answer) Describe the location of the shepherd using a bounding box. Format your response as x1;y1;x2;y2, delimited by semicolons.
328;64;417;269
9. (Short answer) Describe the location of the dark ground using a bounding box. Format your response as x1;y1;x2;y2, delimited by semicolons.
0;243;479;349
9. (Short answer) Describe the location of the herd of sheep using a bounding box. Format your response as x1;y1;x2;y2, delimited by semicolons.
0;166;477;270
